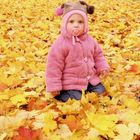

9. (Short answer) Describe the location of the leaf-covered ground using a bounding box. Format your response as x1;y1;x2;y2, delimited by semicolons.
0;0;140;139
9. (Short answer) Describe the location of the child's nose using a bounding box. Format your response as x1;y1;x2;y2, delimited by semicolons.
73;22;78;28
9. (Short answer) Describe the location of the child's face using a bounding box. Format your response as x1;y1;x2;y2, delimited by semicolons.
67;14;84;36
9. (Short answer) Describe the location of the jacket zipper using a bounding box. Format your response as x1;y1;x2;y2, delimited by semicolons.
80;42;90;81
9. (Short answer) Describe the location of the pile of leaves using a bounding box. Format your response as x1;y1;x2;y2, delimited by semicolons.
0;0;140;139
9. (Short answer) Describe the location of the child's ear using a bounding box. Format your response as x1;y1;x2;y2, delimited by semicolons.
87;5;94;14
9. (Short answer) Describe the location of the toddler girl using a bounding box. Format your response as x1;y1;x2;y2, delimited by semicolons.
45;1;110;102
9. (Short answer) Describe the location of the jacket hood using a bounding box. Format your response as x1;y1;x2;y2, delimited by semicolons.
60;10;88;40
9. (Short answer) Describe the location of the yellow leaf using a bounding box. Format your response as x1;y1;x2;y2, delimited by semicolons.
0;94;9;101
86;112;118;132
35;49;46;56
43;113;57;135
16;56;26;61
128;123;140;135
116;124;130;134
0;116;21;130
124;98;139;109
85;92;99;104
118;109;140;124
47;134;61;140
80;89;88;105
10;94;27;107
0;132;7;140
33;113;48;129
35;21;49;30
68;131;85;140
114;124;133;140
114;134;133;140
57;100;81;114
0;38;6;47
56;124;72;138
87;128;99;139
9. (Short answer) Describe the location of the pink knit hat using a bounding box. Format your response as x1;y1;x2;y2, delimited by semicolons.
55;1;94;44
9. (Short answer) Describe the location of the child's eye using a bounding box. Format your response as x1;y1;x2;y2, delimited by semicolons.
69;20;74;23
78;20;84;24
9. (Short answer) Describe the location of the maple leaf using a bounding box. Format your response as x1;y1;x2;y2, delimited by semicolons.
27;98;48;111
12;126;41;140
85;92;99;104
0;116;22;130
87;128;99;139
43;113;57;135
86;112;118;132
0;0;140;139
61;115;80;132
10;94;27;107
0;94;9;101
57;100;81;114
128;64;139;73
56;124;72;138
118;109;140;124
123;97;139;109
114;124;134;140
12;135;25;140
0;83;8;91
0;133;7;140
128;123;140;135
125;64;139;73
47;134;61;140
80;89;89;105
0;101;14;115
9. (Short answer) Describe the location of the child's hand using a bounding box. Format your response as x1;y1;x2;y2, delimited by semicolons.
51;91;60;97
100;69;110;78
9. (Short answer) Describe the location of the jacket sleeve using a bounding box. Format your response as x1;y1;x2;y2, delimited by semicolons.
93;39;110;73
45;38;66;92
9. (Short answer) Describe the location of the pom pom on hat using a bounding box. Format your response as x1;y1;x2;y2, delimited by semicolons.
55;6;64;16
87;5;94;14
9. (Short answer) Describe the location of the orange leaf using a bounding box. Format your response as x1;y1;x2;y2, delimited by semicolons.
0;83;8;91
18;127;31;140
12;135;25;140
0;61;7;68
128;64;138;72
27;98;36;111
14;126;40;140
63;115;80;132
27;98;48;111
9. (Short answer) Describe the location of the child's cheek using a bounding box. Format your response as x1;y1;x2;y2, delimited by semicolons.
67;25;72;34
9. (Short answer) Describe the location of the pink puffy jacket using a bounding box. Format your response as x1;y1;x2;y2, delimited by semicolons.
45;10;110;92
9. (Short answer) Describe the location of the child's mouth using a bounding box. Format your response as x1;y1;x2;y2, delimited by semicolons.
72;28;80;36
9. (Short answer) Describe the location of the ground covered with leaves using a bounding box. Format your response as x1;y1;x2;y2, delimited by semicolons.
0;0;140;139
